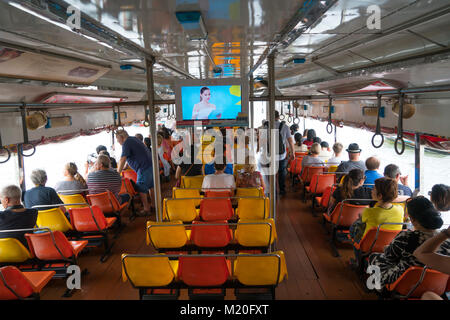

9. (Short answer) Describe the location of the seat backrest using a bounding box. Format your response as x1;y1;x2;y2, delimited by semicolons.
0;238;32;263
178;256;229;286
120;178;137;197
295;152;308;157
36;208;73;233
191;221;231;248
199;198;233;221
121;255;176;287
173;188;202;207
234;251;287;286
58;193;88;209
122;169;137;183
25;231;74;260
146;220;188;249
165;199;198;222
328;165;338;173
181;175;204;189
312;174;336;194
235;219;277;247
290;158;303;174
86;191;119;215
330;202;368;227
0;266;34;300
387;267;449;298
358;227;401;253
204;190;232;198
320;185;337;208
236;187;263;198
301;166;325;182
68;206;109;232
237;198;269;219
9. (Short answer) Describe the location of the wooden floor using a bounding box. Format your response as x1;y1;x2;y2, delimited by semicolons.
40;180;376;300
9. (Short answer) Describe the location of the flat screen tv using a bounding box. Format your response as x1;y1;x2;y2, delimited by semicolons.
175;78;248;127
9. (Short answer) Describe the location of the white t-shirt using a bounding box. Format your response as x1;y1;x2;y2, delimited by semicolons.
326;155;343;167
318;149;332;163
202;173;236;191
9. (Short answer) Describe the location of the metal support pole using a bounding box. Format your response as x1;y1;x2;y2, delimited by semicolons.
267;53;276;220
145;58;163;221
17;144;25;192
249;75;254;129
414;132;424;195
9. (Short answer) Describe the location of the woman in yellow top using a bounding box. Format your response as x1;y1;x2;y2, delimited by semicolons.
361;177;404;238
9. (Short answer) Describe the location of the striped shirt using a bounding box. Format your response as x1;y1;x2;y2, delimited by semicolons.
87;169;122;200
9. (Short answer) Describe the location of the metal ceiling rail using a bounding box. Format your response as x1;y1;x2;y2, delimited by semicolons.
247;0;338;77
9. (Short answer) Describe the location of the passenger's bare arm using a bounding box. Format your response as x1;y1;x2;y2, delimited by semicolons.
413;226;450;274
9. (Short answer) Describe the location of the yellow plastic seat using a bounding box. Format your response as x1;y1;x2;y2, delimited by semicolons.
172;188;203;207
36;208;73;232
58;193;88;209
181;175;204;189
121;254;178;287
235;219;277;247
233;164;245;177
234;251;288;286
164;199;198;222
0;238;32;263
235;187;263;198
328;165;338;173
146;221;190;249
235;197;270;219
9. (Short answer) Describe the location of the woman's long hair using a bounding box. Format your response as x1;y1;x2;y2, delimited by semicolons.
200;87;209;102
65;162;86;186
341;169;364;199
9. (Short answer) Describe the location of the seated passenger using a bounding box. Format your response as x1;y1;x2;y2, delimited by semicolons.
364;156;383;187
302;129;316;147
204;161;233;175
326;142;344;167
23;169;64;211
300;143;324;175
157;134;171;179
383;164;413;197
87;155;130;205
175;144;204;181
290;123;299;136
318;141;332;163
293;132;308;152
96;145;117;169
236;156;266;191
358;177;404;240
368;196;450;287
328;169;372;213
336;143;367;175
202;157;236;192
0;185;38;248
313;137;322;144
55;162;87;194
300;129;309;144
429;184;449;212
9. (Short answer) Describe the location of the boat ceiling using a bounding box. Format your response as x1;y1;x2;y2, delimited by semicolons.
0;0;449;98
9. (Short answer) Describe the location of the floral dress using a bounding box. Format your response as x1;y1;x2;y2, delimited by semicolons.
368;230;450;286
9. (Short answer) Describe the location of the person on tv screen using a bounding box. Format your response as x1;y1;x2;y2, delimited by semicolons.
191;87;217;120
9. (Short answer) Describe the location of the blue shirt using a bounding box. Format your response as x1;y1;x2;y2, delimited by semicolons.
121;137;153;172
398;183;413;196
23;186;63;210
204;163;233;175
364;170;383;187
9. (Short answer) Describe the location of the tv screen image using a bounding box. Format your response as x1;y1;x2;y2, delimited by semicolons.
181;85;241;120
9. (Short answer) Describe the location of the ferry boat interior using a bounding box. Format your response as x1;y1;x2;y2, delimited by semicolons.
0;0;449;304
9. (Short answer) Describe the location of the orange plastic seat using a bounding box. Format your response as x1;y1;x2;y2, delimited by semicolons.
323;202;368;257
294;152;308;157
305;174;336;195
190;221;232;248
204;190;232;198
69;205;116;232
122;169;137;183
386;266;449;299
199;198;233;221
86;191;127;227
25;230;88;262
178;256;230;287
315;185;337;210
354;227;401;254
288;157;303;175
300;166;325;184
0;266;55;300
120;178;137;198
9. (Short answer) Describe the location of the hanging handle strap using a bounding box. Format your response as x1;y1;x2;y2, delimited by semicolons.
326;96;334;134
0;131;11;164
279;103;285;120
19;102;36;157
371;92;385;148
394;92;406;155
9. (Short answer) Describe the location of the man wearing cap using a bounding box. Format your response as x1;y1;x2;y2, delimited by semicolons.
336;143;367;175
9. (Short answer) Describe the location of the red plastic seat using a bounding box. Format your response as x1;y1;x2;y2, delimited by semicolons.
122;169;137;183
354;227;401;254
120;178;137;198
86;191;128;220
300;166;325;184
178;256;230;287
204;190;232;198
386;266;449;299
190;221;232;248
288;157;303;175
306;174;336;195
69;206;116;232
0;266;55;300
199;198;233;221
25;231;88;262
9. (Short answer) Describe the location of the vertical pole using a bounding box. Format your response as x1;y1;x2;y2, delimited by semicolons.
267;53;276;220
145;58;163;221
249;75;254;129
414;132;424;195
17;144;26;192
